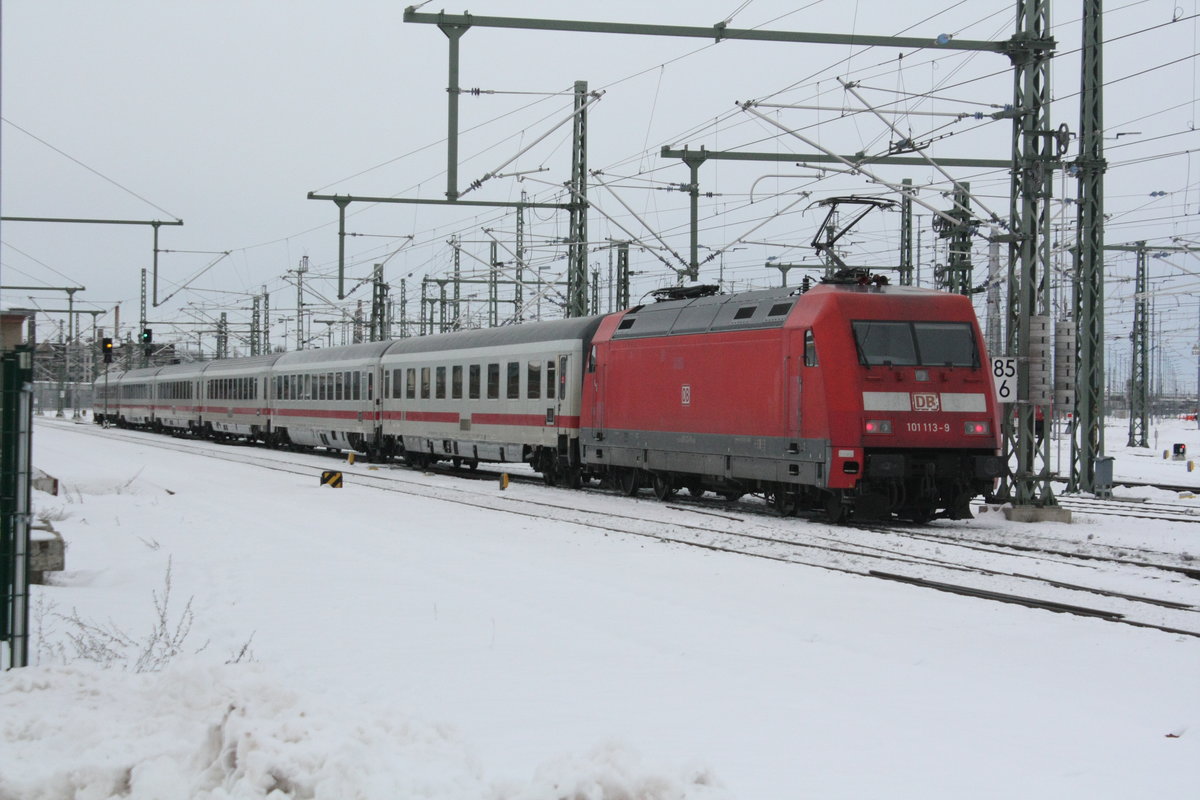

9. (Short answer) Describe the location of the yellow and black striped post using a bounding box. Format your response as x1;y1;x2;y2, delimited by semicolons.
320;470;344;488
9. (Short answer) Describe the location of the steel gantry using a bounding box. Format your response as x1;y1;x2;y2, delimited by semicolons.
1069;0;1107;493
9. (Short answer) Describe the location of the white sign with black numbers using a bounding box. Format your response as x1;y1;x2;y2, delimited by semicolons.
992;357;1017;404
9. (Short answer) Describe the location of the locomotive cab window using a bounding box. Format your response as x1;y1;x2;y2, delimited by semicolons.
914;322;980;367
853;320;979;367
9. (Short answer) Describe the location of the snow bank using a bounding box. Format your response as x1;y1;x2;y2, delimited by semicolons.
0;663;729;800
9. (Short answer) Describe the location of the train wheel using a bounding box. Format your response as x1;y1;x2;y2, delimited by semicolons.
684;479;705;497
824;492;846;523
620;469;641;497
772;488;799;517
721;490;743;502
566;466;584;490
651;473;675;501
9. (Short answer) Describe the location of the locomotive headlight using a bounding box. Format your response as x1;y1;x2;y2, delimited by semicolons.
864;419;893;434
965;420;991;435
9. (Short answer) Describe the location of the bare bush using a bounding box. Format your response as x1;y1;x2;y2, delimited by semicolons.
35;556;254;672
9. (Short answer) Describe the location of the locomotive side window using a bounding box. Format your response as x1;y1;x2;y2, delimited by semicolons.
507;362;520;400
487;363;500;399
804;330;819;366
913;323;979;367
527;361;541;399
852;321;918;366
469;364;481;399
452;365;463;399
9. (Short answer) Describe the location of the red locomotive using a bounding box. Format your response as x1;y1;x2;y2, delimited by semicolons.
580;274;1003;521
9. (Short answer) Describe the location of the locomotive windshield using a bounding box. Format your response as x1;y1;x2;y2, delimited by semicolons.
853;320;979;367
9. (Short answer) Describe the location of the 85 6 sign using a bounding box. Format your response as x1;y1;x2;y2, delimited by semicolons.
991;357;1017;404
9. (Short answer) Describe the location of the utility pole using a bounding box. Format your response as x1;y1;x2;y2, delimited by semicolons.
616;241;630;310
250;296;262;356
899;178;914;285
370;263;388;341
261;289;270;354
294;256;308;351
936;182;974;295
1001;0;1065;518
216;313;228;360
1070;0;1107;493
567;80;590;317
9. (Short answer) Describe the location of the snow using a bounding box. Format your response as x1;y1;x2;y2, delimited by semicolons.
3;416;1199;798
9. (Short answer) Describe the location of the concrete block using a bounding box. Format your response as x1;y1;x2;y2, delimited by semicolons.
1004;505;1073;523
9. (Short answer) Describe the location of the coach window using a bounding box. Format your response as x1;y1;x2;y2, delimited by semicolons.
335;372;344;401
452;365;463;399
420;367;431;400
558;356;568;399
507;361;520;400
804;330;818;367
406;368;416;400
469;364;481;399
352;371;361;401
527;361;541;399
546;359;556;398
487;363;500;399
436;366;447;399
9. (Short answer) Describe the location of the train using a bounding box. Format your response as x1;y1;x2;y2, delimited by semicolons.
93;272;1004;521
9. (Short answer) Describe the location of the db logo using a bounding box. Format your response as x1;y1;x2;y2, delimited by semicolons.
681;384;692;406
912;392;940;412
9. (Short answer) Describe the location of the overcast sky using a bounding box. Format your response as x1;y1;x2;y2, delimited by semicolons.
2;1;1197;381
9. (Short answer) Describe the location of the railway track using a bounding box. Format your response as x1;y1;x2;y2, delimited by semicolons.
45;420;1200;639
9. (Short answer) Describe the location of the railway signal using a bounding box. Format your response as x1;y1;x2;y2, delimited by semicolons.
101;338;113;363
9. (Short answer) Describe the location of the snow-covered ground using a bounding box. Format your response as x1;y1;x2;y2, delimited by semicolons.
2;415;1198;799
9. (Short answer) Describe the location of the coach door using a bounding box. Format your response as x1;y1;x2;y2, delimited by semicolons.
554;353;572;434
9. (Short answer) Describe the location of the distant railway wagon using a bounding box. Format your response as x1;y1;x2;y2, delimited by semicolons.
271;343;389;454
94;274;1003;521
